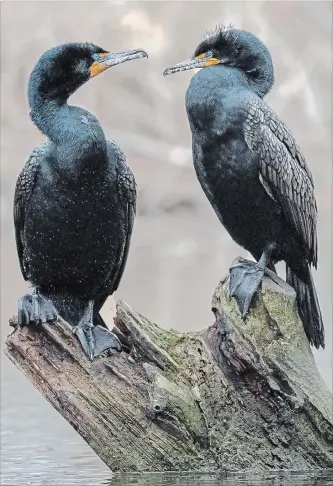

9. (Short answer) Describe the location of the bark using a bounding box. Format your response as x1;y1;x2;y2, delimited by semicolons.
4;263;333;472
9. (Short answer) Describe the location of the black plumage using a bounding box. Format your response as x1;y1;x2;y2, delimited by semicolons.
14;42;147;359
164;27;324;348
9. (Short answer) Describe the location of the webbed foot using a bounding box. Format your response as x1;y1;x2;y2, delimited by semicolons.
73;300;121;360
18;289;59;327
229;258;265;317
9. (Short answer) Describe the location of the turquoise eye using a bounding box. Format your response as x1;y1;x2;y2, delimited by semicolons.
92;53;99;61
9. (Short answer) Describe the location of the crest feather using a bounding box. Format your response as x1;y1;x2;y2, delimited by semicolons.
203;23;234;40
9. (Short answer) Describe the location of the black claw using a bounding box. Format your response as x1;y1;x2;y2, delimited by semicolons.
18;296;31;326
86;327;95;361
74;322;122;360
17;292;58;327
93;325;122;355
229;258;265;317
73;324;93;360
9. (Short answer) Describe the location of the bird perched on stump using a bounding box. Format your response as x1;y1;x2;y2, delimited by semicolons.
14;42;148;359
164;26;324;348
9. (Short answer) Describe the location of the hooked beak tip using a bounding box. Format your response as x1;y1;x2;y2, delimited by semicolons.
163;65;181;77
138;49;148;59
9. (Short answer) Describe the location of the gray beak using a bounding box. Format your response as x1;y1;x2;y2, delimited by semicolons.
103;48;148;68
163;52;220;76
90;48;148;78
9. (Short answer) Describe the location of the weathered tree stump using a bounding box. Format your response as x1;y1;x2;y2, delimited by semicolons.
4;264;333;472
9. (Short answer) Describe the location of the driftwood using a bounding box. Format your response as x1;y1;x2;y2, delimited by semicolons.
4;261;333;472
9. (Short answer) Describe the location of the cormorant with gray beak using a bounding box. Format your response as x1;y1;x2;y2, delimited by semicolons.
14;42;148;359
164;27;324;348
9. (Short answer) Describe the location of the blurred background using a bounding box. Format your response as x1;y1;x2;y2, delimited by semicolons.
1;1;332;484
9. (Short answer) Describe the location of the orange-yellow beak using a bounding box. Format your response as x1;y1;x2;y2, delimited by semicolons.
163;51;220;76
90;48;148;78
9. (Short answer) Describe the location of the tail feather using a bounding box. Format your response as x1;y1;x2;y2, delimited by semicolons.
286;264;325;349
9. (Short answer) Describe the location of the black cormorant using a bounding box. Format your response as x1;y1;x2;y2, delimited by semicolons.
14;42;147;359
164;27;324;348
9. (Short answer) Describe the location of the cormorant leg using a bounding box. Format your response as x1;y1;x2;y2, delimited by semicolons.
73;300;122;361
229;245;275;317
17;288;59;326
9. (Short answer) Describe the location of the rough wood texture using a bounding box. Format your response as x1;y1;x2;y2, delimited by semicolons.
4;265;333;472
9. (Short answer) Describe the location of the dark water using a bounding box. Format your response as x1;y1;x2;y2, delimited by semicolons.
106;471;333;486
1;361;333;486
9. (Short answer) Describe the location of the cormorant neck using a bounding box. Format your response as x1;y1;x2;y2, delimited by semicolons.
246;63;274;98
188;64;273;102
29;97;67;141
29;94;106;153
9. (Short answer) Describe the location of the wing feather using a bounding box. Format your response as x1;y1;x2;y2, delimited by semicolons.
243;95;318;267
13;141;49;279
106;141;136;293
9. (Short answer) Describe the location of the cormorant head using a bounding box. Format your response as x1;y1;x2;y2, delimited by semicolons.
163;27;274;97
28;42;148;106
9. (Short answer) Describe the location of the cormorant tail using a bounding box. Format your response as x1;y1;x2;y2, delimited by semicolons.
286;264;325;349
